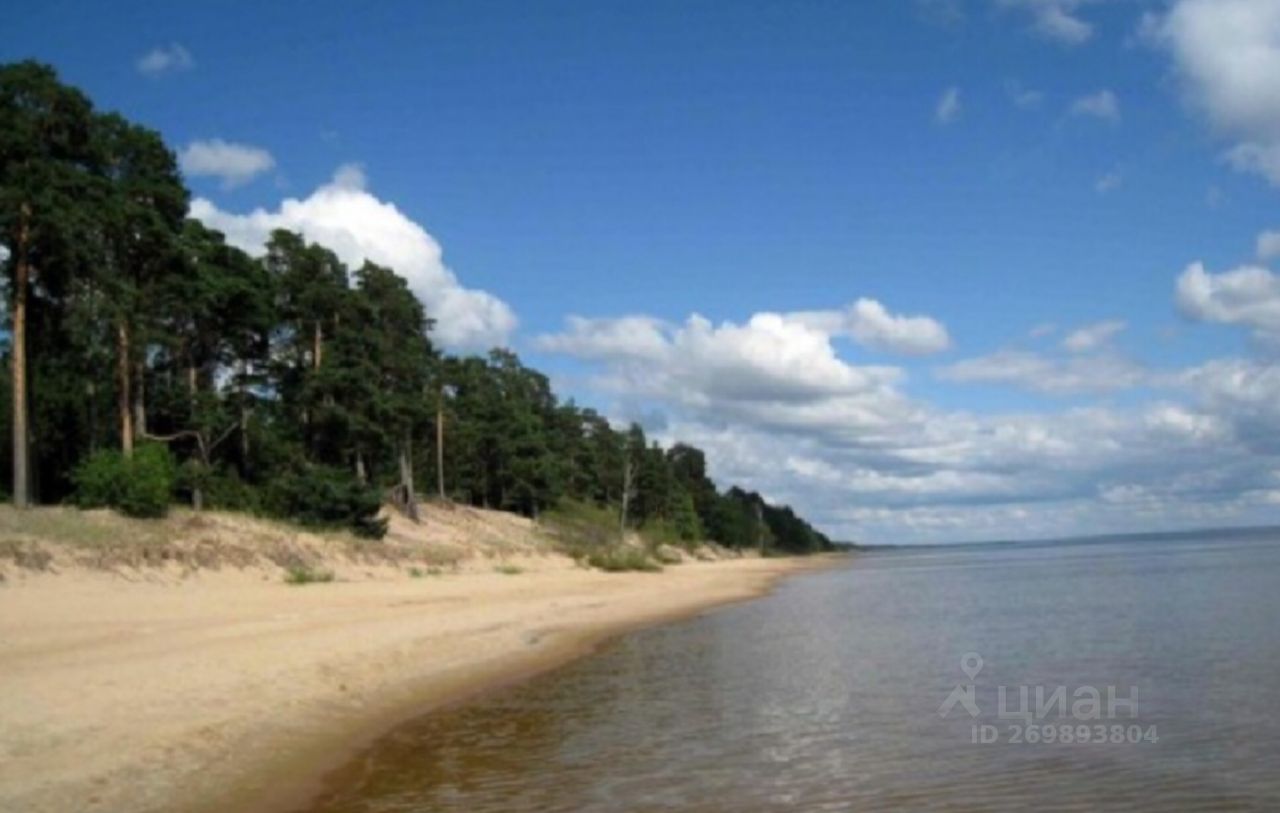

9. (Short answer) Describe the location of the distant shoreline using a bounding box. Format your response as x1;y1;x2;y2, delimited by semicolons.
859;523;1280;551
0;524;845;813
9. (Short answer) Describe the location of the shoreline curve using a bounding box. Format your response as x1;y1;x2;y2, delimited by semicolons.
0;553;846;813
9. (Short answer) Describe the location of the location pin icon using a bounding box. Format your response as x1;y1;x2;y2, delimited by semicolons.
961;652;983;681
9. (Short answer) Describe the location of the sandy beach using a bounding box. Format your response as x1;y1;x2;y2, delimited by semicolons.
0;549;835;813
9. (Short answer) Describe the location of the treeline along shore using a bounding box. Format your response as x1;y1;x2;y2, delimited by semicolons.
0;60;834;556
0;59;848;813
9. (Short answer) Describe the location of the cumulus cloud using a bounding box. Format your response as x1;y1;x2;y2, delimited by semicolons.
995;0;1095;45
535;242;1280;545
542;297;1280;542
536;315;670;362
655;358;1280;543
845;299;952;354
1070;90;1121;122
136;43;194;77
793;299;951;355
1176;261;1280;341
179;140;276;189
935;86;962;125
1143;0;1280;185
1062;319;1126;352
190;164;516;350
536;311;905;407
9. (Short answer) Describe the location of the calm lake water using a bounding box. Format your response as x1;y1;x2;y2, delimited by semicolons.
298;531;1280;812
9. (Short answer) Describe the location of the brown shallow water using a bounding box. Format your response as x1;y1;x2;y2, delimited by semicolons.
292;532;1280;812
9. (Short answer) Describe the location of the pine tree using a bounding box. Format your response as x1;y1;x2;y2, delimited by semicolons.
0;62;99;505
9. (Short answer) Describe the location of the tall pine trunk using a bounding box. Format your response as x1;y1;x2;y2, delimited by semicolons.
399;439;419;521
436;394;445;500
312;321;323;370
117;321;133;457
11;202;31;508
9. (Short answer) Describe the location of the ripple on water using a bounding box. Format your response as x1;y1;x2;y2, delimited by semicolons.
298;535;1280;812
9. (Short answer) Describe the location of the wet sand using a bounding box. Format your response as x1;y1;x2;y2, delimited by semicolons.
0;555;838;813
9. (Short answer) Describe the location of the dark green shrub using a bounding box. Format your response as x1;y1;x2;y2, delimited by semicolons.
178;462;262;512
72;443;176;518
586;546;662;573
266;464;387;539
283;565;335;585
119;444;177;518
72;450;128;510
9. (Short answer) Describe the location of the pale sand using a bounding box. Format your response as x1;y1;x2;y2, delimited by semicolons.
0;554;838;813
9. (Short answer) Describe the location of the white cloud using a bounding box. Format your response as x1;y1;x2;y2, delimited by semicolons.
937;349;1148;394
136;43;194;77
1225;143;1280;185
541;295;1280;542
935;86;962;125
1176;261;1280;340
190;164;516;350
1070;90;1121;122
794;299;951;356
1143;0;1280;185
1029;322;1057;338
652;364;1278;543
180;140;276;189
535;315;670;362
537;311;905;407
536;231;1280;545
1094;171;1122;194
1062;319;1126;352
1258;229;1280;260
844;298;952;354
996;0;1095;45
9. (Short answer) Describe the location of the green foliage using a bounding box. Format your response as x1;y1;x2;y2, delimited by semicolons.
0;62;832;556
266;465;387;538
493;563;524;575
203;468;261;512
541;499;663;572
541;498;620;558
72;443;175;518
71;450;127;510
283;565;335;585
119;445;177;519
586;546;662;573
638;519;690;551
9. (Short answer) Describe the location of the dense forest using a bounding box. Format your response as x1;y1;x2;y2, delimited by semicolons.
0;61;833;555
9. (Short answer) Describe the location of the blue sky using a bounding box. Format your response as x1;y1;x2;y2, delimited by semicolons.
7;0;1280;543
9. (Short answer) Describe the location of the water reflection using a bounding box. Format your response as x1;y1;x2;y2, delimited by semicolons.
299;534;1280;812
